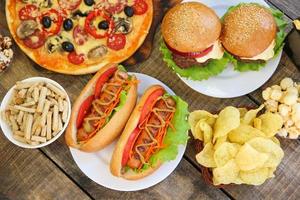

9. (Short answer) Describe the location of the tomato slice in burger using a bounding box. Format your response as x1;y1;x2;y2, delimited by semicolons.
23;30;46;49
58;0;82;10
73;25;88;45
133;0;148;15
19;4;39;20
68;51;85;65
166;42;214;59
107;34;126;51
76;95;94;128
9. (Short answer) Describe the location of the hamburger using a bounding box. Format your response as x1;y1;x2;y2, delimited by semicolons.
160;2;229;81
221;3;287;71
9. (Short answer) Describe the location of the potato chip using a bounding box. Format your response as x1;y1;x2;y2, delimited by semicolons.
189;110;217;139
199;121;213;145
268;167;276;178
213;159;241;185
193;119;205;141
257;113;283;137
242;105;264;125
239;168;269;185
214;142;240;167
247;137;284;168
228;124;265;144
253;118;262;130
213;106;240;142
214;135;227;150
196;143;217;168
235;143;269;171
238;108;248;118
270;137;280;145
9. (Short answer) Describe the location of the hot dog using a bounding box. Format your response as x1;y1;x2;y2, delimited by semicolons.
110;85;189;180
65;64;138;152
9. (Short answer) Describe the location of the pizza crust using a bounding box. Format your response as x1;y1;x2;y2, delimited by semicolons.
6;0;153;74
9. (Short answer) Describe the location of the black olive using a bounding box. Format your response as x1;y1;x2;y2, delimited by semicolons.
73;10;88;17
41;16;51;28
98;20;109;30
63;19;73;31
61;41;74;52
124;6;134;17
84;0;94;6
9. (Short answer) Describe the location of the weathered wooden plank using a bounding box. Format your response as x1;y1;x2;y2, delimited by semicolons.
267;0;300;19
41;136;229;199
0;133;91;200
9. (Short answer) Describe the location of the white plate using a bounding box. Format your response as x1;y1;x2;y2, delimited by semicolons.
0;77;71;148
180;0;281;98
69;73;186;191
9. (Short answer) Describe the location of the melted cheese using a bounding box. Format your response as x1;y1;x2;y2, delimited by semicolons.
241;40;275;61
195;41;224;63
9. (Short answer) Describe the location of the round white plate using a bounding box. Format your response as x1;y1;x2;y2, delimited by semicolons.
180;0;281;98
69;73;186;191
0;77;71;149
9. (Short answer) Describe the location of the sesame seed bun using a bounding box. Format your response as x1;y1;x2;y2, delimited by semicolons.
221;4;277;58
161;2;221;53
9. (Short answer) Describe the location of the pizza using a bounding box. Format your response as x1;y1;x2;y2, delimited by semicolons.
6;0;153;74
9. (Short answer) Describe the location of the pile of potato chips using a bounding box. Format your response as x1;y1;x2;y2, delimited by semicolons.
189;106;284;186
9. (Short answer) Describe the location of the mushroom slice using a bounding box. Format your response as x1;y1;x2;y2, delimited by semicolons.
88;45;108;59
114;18;133;34
45;35;65;54
16;20;38;40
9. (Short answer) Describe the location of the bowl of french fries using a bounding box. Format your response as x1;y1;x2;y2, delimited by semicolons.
0;77;71;148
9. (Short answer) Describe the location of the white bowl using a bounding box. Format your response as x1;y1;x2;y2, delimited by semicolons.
0;77;71;148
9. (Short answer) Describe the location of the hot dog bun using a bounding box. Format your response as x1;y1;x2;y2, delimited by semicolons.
65;64;138;152
110;85;164;179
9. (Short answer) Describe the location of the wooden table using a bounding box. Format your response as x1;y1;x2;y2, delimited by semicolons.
1;1;299;199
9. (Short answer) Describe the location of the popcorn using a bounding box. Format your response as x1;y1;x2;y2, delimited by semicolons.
0;34;13;72
262;77;300;139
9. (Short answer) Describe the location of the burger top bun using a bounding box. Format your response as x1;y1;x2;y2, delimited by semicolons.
161;2;221;53
221;4;277;58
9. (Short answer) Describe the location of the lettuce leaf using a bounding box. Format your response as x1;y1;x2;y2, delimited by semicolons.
160;41;229;80
223;3;288;72
106;90;127;123
149;96;190;165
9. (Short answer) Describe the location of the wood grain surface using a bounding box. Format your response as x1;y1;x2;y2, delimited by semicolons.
1;0;300;200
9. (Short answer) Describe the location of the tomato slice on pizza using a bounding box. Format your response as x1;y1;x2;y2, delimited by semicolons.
6;0;153;74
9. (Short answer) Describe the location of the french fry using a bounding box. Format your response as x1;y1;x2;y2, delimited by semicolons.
62;100;68;123
52;105;59;131
14;131;24;136
37;87;47;113
46;111;52;140
31;135;47;143
18;89;27;98
17;111;24;124
40;100;51;127
24;114;33;140
41;126;46;137
46;83;66;98
20;101;35;107
9;115;19;131
13;135;27;143
14;105;35;113
15;81;35;90
33;87;39;102
58;97;63;112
